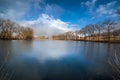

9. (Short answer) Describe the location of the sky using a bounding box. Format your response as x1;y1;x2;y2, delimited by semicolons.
0;0;120;36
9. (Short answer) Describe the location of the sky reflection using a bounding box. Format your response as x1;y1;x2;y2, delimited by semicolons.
0;40;119;80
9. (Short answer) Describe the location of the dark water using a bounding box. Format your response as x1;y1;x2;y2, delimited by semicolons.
0;40;120;80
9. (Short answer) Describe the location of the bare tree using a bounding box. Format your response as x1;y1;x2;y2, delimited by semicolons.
81;27;88;40
0;19;33;40
103;19;117;41
86;24;95;40
94;22;104;41
75;30;80;40
25;27;33;40
78;30;84;40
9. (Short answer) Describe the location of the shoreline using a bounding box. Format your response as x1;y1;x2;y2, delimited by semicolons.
0;39;120;44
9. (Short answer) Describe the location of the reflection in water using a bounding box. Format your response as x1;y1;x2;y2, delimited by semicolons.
0;40;120;80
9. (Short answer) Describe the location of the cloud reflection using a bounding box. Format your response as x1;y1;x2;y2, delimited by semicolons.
31;41;72;62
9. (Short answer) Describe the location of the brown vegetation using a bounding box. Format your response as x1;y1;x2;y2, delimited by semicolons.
52;19;120;43
0;19;33;40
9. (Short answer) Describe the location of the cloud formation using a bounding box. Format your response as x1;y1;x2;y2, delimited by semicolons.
81;0;97;12
44;4;64;17
0;0;119;34
80;0;120;24
0;0;44;21
0;0;64;21
0;1;30;20
20;14;78;36
0;0;78;36
96;1;117;17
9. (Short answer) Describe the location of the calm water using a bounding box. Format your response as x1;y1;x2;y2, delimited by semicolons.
0;40;120;80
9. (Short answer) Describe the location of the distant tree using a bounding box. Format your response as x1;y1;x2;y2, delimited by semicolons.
112;29;120;40
75;30;80;40
103;19;117;41
94;22;104;41
24;27;33;40
82;27;88;40
78;30;84;39
76;30;84;40
0;19;33;40
0;19;13;39
86;24;96;40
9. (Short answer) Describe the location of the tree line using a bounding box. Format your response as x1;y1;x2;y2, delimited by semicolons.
0;19;33;40
52;9;120;42
76;19;119;41
53;20;120;42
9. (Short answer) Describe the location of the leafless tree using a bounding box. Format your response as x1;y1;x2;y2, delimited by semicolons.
86;24;95;40
103;19;117;41
81;27;88;40
94;22;104;41
0;19;33;40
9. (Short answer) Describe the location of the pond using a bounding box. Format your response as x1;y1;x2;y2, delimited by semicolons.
0;40;120;80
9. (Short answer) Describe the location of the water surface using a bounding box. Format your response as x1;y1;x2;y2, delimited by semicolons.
0;40;120;80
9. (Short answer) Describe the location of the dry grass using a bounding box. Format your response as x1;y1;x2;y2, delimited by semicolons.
78;36;120;43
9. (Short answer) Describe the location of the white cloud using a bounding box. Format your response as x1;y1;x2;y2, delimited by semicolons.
0;0;45;21
96;1;117;17
0;0;78;36
0;0;64;22
80;0;119;19
20;14;78;36
0;0;31;21
44;4;64;17
81;0;97;12
32;0;45;10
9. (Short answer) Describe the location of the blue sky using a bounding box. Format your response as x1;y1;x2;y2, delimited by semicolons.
0;0;120;36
